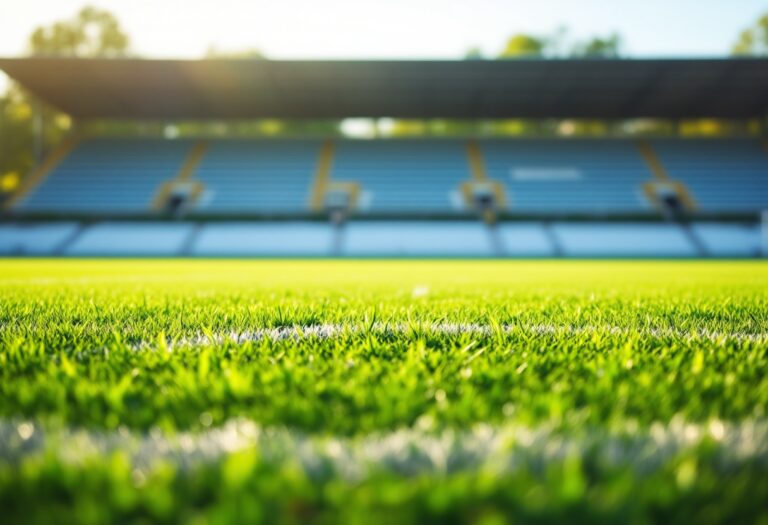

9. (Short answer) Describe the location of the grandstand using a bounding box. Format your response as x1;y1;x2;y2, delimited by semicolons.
21;139;195;212
196;140;322;212
0;57;767;257
331;140;469;212
482;138;652;213
651;138;768;211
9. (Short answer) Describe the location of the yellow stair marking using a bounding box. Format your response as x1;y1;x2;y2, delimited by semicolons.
151;140;208;211
637;141;670;181
309;140;336;211
466;140;489;182
464;140;508;210
2;134;81;211
176;141;208;182
637;141;697;211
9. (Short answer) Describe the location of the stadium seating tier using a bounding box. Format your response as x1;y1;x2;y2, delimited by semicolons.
13;137;768;216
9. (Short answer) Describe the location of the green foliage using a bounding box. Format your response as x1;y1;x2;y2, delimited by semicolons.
499;34;547;58
464;47;484;60
0;5;132;186
27;5;130;57
570;33;623;58
0;260;766;523
733;13;768;56
498;29;622;59
0;88;35;179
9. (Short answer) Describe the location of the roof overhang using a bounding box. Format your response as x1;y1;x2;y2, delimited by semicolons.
2;57;768;120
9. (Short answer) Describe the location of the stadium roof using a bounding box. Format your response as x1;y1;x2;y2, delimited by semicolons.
1;57;768;120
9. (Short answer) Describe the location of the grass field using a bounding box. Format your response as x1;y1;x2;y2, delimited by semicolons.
0;259;767;524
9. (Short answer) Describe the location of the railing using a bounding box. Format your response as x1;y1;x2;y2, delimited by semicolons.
0;210;761;224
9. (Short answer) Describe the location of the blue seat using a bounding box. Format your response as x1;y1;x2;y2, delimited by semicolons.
651;139;768;212
342;222;492;257
692;223;762;256
195;140;321;212
552;223;697;257
481;139;651;213
496;223;555;257
20;139;193;212
192;222;334;256
0;223;79;255
332;140;469;212
65;223;193;256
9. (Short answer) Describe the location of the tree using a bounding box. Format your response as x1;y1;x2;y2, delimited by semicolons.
28;6;130;57
499;30;622;59
499;34;547;58
570;33;622;58
0;6;131;195
733;13;768;56
0;89;35;193
464;47;484;60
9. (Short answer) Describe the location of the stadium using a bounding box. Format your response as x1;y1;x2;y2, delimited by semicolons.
0;3;767;524
1;57;768;256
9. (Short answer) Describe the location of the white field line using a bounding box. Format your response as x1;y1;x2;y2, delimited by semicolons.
132;322;768;351
1;417;766;479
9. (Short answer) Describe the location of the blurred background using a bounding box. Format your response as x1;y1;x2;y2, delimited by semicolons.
0;0;767;257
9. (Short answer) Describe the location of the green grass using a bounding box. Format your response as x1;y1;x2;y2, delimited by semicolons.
0;259;767;524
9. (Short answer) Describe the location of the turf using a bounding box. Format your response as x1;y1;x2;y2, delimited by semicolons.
0;259;766;524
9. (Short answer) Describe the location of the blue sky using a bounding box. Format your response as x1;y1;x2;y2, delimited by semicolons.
0;0;765;59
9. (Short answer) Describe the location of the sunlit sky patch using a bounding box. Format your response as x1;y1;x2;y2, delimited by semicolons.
1;0;764;59
1;0;764;92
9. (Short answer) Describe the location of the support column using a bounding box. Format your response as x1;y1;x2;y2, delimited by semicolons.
32;100;44;167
